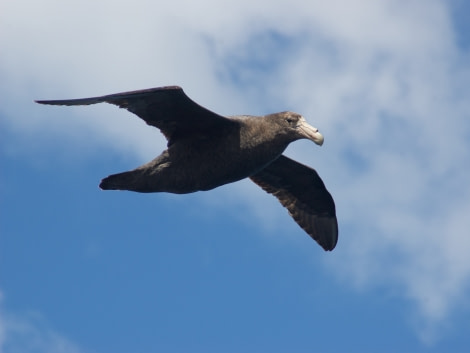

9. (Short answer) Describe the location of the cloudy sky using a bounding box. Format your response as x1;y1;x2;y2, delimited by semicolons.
1;0;470;352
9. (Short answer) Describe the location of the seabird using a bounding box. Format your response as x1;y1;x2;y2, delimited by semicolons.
36;86;338;251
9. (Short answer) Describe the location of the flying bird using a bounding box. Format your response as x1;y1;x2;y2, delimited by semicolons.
36;86;338;250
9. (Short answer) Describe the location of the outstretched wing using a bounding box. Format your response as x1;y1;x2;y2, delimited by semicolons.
250;155;338;251
36;86;237;144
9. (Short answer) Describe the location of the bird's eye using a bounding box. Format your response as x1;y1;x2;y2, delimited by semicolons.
286;118;294;123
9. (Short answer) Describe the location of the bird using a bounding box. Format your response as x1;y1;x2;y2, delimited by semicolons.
36;86;338;251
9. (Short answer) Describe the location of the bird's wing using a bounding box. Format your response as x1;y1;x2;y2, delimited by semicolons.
250;155;338;251
36;86;237;144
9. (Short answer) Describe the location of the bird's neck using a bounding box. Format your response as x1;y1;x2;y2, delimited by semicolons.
238;118;290;156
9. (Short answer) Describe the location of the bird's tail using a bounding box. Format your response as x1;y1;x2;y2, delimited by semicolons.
99;171;137;191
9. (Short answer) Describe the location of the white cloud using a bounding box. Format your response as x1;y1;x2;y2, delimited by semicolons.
0;292;84;353
1;0;469;343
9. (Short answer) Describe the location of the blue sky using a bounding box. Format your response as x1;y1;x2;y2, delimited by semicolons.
1;0;470;352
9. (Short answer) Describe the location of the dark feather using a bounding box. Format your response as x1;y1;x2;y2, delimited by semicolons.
36;86;237;145
250;155;338;251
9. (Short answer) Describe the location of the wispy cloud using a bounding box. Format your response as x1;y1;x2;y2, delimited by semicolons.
0;292;84;353
1;0;469;344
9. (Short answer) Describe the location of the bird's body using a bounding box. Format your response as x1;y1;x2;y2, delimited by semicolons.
36;86;338;250
102;114;298;193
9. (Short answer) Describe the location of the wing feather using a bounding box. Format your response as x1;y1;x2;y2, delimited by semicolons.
36;86;237;144
250;155;338;251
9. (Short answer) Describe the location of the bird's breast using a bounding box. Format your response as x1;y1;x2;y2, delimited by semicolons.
167;136;287;192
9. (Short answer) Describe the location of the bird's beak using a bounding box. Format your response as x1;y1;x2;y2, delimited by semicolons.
298;117;324;146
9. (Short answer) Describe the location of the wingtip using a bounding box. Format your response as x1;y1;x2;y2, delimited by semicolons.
313;216;338;251
324;233;338;252
322;241;337;252
34;99;60;105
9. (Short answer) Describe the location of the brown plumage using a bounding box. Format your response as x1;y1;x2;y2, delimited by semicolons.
36;86;338;250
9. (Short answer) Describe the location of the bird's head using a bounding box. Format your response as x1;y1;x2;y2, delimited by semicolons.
274;112;324;146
